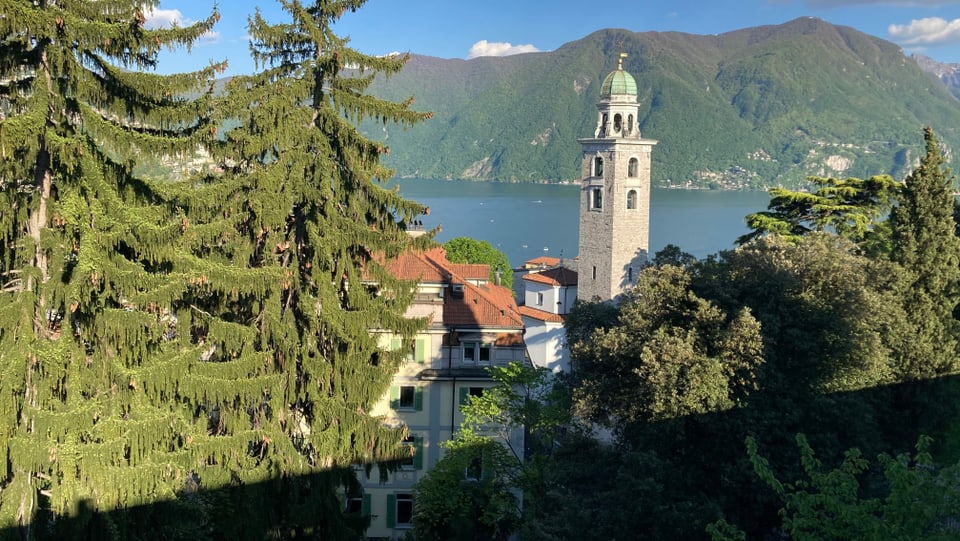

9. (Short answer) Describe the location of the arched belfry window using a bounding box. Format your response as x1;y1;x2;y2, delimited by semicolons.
613;114;622;133
591;188;603;210
594;156;603;177
627;114;635;134
626;190;637;210
600;113;609;136
628;158;638;177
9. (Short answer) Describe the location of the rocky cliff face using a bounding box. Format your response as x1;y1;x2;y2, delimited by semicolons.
913;54;960;101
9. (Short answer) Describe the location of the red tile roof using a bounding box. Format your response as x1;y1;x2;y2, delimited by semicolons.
443;279;523;328
518;305;566;323
524;256;561;268
522;267;578;287
382;246;523;329
447;263;489;282
382;246;450;282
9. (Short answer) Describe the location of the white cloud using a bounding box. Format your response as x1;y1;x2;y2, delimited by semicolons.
467;40;540;59
144;7;185;30
144;6;219;44
888;17;960;45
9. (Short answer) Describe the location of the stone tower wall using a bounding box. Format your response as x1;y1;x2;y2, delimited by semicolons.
577;139;655;302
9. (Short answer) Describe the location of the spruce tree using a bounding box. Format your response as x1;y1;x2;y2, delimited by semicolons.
0;0;223;537
164;0;433;538
889;127;960;379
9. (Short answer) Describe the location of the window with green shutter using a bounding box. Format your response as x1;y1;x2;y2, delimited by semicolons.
394;385;418;410
414;337;427;363
345;492;369;515
387;493;413;528
401;435;416;469
389;385;400;409
413;386;423;411
386;494;396;527
413;436;424;470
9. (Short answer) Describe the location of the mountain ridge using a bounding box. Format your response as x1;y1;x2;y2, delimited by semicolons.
367;17;960;189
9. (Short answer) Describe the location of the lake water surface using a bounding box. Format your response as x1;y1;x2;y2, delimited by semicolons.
390;179;772;267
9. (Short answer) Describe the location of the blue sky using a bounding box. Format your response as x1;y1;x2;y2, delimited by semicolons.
146;0;960;76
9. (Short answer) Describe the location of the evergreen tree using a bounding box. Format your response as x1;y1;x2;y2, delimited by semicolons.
888;127;960;379
0;1;223;537
164;0;433;537
737;174;900;246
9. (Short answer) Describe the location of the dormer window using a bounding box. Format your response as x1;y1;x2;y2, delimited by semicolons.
464;342;492;365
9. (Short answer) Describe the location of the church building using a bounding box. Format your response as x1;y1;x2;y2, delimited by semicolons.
576;53;656;302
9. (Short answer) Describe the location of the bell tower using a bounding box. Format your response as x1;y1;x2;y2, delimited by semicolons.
577;54;657;302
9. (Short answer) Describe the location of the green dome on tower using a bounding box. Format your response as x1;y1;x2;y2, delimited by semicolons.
600;53;637;96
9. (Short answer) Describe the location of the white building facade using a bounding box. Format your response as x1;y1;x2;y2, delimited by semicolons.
360;247;527;540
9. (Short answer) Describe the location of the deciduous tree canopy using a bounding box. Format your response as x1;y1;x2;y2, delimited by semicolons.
444;237;513;289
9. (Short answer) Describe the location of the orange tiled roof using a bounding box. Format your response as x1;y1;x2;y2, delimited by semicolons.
518;305;565;324
523;267;578;287
444;280;523;328
381;246;523;329
382;246;451;282
447;263;489;282
524;256;561;268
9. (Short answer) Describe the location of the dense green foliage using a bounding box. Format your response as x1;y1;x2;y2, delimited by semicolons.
412;436;520;541
709;435;960;541
888;127;960;379
444;237;513;288
0;0;430;539
529;128;960;540
571;264;764;424
412;363;569;541
0;0;221;536
3;2;960;539
738;175;900;245
368;19;960;189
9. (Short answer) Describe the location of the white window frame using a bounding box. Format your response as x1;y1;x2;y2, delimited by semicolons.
400;435;416;470
395;493;414;528
463;342;492;365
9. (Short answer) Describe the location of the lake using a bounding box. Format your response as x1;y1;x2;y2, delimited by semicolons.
390;178;772;267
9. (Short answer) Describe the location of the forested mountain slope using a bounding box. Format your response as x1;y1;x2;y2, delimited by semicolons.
368;17;960;189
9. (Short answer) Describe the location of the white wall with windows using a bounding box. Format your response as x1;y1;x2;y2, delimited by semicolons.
523;281;575;317
362;326;527;539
